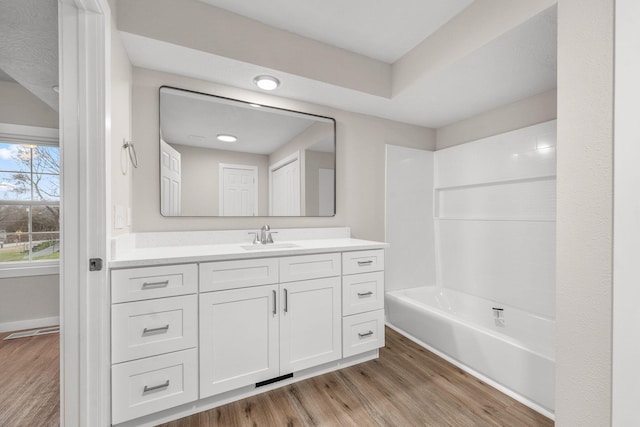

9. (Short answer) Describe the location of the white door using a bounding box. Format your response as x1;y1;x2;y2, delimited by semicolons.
318;168;335;216
219;164;258;216
271;158;300;216
279;277;341;374
199;285;279;397
160;140;181;215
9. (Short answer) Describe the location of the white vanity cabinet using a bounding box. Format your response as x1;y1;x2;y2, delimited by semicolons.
109;235;386;426
110;264;199;424
341;250;386;357
199;253;342;398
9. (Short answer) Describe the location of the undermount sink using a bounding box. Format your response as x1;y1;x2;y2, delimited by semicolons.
240;243;300;250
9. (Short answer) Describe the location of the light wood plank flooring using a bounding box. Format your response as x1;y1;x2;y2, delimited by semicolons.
0;327;552;427
0;328;59;427
160;327;553;427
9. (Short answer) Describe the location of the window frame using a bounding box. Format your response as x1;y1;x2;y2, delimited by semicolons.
0;123;60;277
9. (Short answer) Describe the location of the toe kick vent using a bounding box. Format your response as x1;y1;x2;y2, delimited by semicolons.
256;373;294;388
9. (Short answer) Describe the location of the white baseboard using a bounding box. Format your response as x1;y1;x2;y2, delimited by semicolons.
0;316;60;333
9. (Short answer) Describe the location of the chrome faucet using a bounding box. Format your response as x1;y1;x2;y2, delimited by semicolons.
248;225;277;244
259;225;271;244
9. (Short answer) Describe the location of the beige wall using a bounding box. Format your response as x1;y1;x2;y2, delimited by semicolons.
0;80;59;331
171;144;269;216
555;0;614;425
305;151;335;216
0;275;59;329
435;89;557;149
110;13;133;237
0;81;58;129
131;67;434;241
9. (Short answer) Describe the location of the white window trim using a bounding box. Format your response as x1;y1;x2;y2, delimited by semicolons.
0;123;60;275
0;262;59;278
0;123;59;146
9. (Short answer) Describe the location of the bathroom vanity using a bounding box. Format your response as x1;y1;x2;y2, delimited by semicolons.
109;228;386;426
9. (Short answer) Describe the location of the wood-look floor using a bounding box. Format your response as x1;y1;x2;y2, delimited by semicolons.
0;328;59;427
0;327;552;427
160;327;553;427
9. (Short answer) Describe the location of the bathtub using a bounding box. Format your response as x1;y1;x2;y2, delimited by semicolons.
385;286;555;417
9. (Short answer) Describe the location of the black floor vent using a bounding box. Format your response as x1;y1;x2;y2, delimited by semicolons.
256;373;294;388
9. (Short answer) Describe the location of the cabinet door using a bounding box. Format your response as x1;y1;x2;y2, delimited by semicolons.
280;277;341;374
200;285;279;398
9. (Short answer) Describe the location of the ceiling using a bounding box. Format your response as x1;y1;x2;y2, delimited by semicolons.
120;0;557;129
160;87;334;155
196;0;474;63
0;0;58;111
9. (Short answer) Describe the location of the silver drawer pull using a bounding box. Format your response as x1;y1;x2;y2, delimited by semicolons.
141;280;169;289
358;330;374;338
143;380;170;393
357;291;373;297
142;325;170;334
357;260;373;266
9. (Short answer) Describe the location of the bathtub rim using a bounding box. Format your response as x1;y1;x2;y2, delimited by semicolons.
385;321;555;421
386;287;555;362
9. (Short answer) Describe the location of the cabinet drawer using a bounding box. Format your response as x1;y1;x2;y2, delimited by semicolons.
112;295;197;364
342;250;384;275
280;253;341;283
200;258;279;292
111;264;197;303
342;309;385;358
342;271;384;316
111;348;198;424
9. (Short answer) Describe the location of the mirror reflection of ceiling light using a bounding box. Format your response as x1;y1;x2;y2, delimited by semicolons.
217;134;237;143
253;75;280;91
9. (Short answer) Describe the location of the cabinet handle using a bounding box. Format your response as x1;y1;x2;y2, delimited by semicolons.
358;330;374;338
357;291;373;297
141;280;169;289
272;290;277;315
143;380;170;393
357;260;373;266
284;289;288;313
142;325;170;334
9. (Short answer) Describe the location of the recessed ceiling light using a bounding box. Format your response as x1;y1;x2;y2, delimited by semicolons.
217;134;237;143
52;85;59;93
253;75;280;91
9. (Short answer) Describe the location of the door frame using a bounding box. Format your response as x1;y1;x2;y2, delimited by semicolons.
59;0;110;425
218;163;258;216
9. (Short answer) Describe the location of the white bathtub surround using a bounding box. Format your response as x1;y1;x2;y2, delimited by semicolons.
384;145;436;292
384;120;557;417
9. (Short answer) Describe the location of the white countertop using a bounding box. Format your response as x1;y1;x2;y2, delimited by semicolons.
109;238;388;269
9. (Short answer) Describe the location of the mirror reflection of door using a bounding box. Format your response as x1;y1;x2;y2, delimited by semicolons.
270;153;300;216
318;168;335;216
219;164;258;216
160;140;182;216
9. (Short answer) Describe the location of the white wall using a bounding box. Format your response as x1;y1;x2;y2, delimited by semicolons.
384;145;435;292
131;68;435;241
556;0;614;425
612;0;640;425
434;121;556;318
436;89;557;149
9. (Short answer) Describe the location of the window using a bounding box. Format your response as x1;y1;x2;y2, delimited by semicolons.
0;124;59;270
